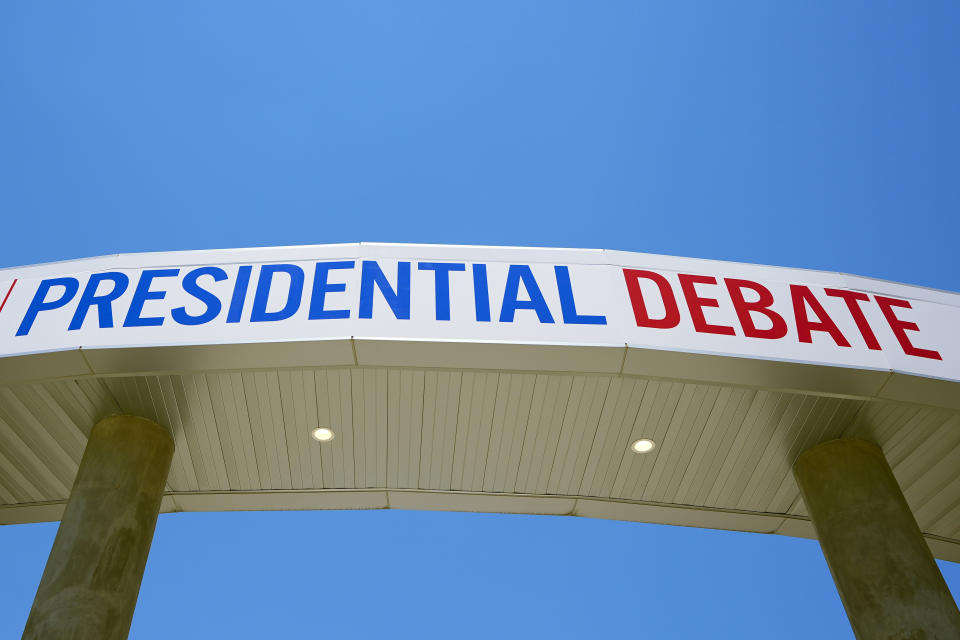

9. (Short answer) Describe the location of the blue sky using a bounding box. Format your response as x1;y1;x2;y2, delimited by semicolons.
1;2;959;638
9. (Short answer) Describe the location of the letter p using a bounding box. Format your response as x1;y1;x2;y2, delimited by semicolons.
16;277;80;336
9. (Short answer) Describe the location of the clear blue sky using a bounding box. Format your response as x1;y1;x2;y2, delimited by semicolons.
1;2;959;638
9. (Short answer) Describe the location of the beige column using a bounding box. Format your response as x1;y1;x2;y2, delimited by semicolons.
22;415;174;640
794;438;960;639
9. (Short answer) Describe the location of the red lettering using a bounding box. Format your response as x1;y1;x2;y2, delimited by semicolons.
875;296;942;360
824;288;881;350
623;269;680;329
724;278;787;339
790;285;850;347
679;274;735;336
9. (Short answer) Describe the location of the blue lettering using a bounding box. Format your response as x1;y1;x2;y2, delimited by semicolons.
69;272;130;331
310;261;354;320
418;262;465;321
473;264;491;322
16;277;79;336
251;264;304;322
359;261;410;320
172;267;227;326
226;265;252;324
555;266;606;325
124;269;180;327
499;265;554;323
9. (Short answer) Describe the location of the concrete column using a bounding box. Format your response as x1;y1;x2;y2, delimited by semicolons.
794;438;960;639
22;415;174;640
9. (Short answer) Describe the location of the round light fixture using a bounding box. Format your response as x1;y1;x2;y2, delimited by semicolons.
630;438;656;454
311;427;335;442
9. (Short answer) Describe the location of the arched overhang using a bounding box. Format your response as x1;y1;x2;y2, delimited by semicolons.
1;244;958;561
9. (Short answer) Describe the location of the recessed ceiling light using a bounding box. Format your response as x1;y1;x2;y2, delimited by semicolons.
311;427;335;442
630;438;656;454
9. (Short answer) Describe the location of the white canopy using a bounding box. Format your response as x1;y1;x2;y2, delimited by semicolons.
1;244;958;561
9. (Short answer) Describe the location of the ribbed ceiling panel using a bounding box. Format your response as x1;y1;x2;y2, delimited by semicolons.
1;367;958;559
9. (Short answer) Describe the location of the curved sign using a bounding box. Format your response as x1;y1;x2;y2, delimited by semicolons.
1;244;957;384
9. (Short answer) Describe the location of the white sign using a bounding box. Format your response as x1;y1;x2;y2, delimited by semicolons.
0;244;957;383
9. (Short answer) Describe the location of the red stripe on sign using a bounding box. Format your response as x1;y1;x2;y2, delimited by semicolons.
0;279;17;315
